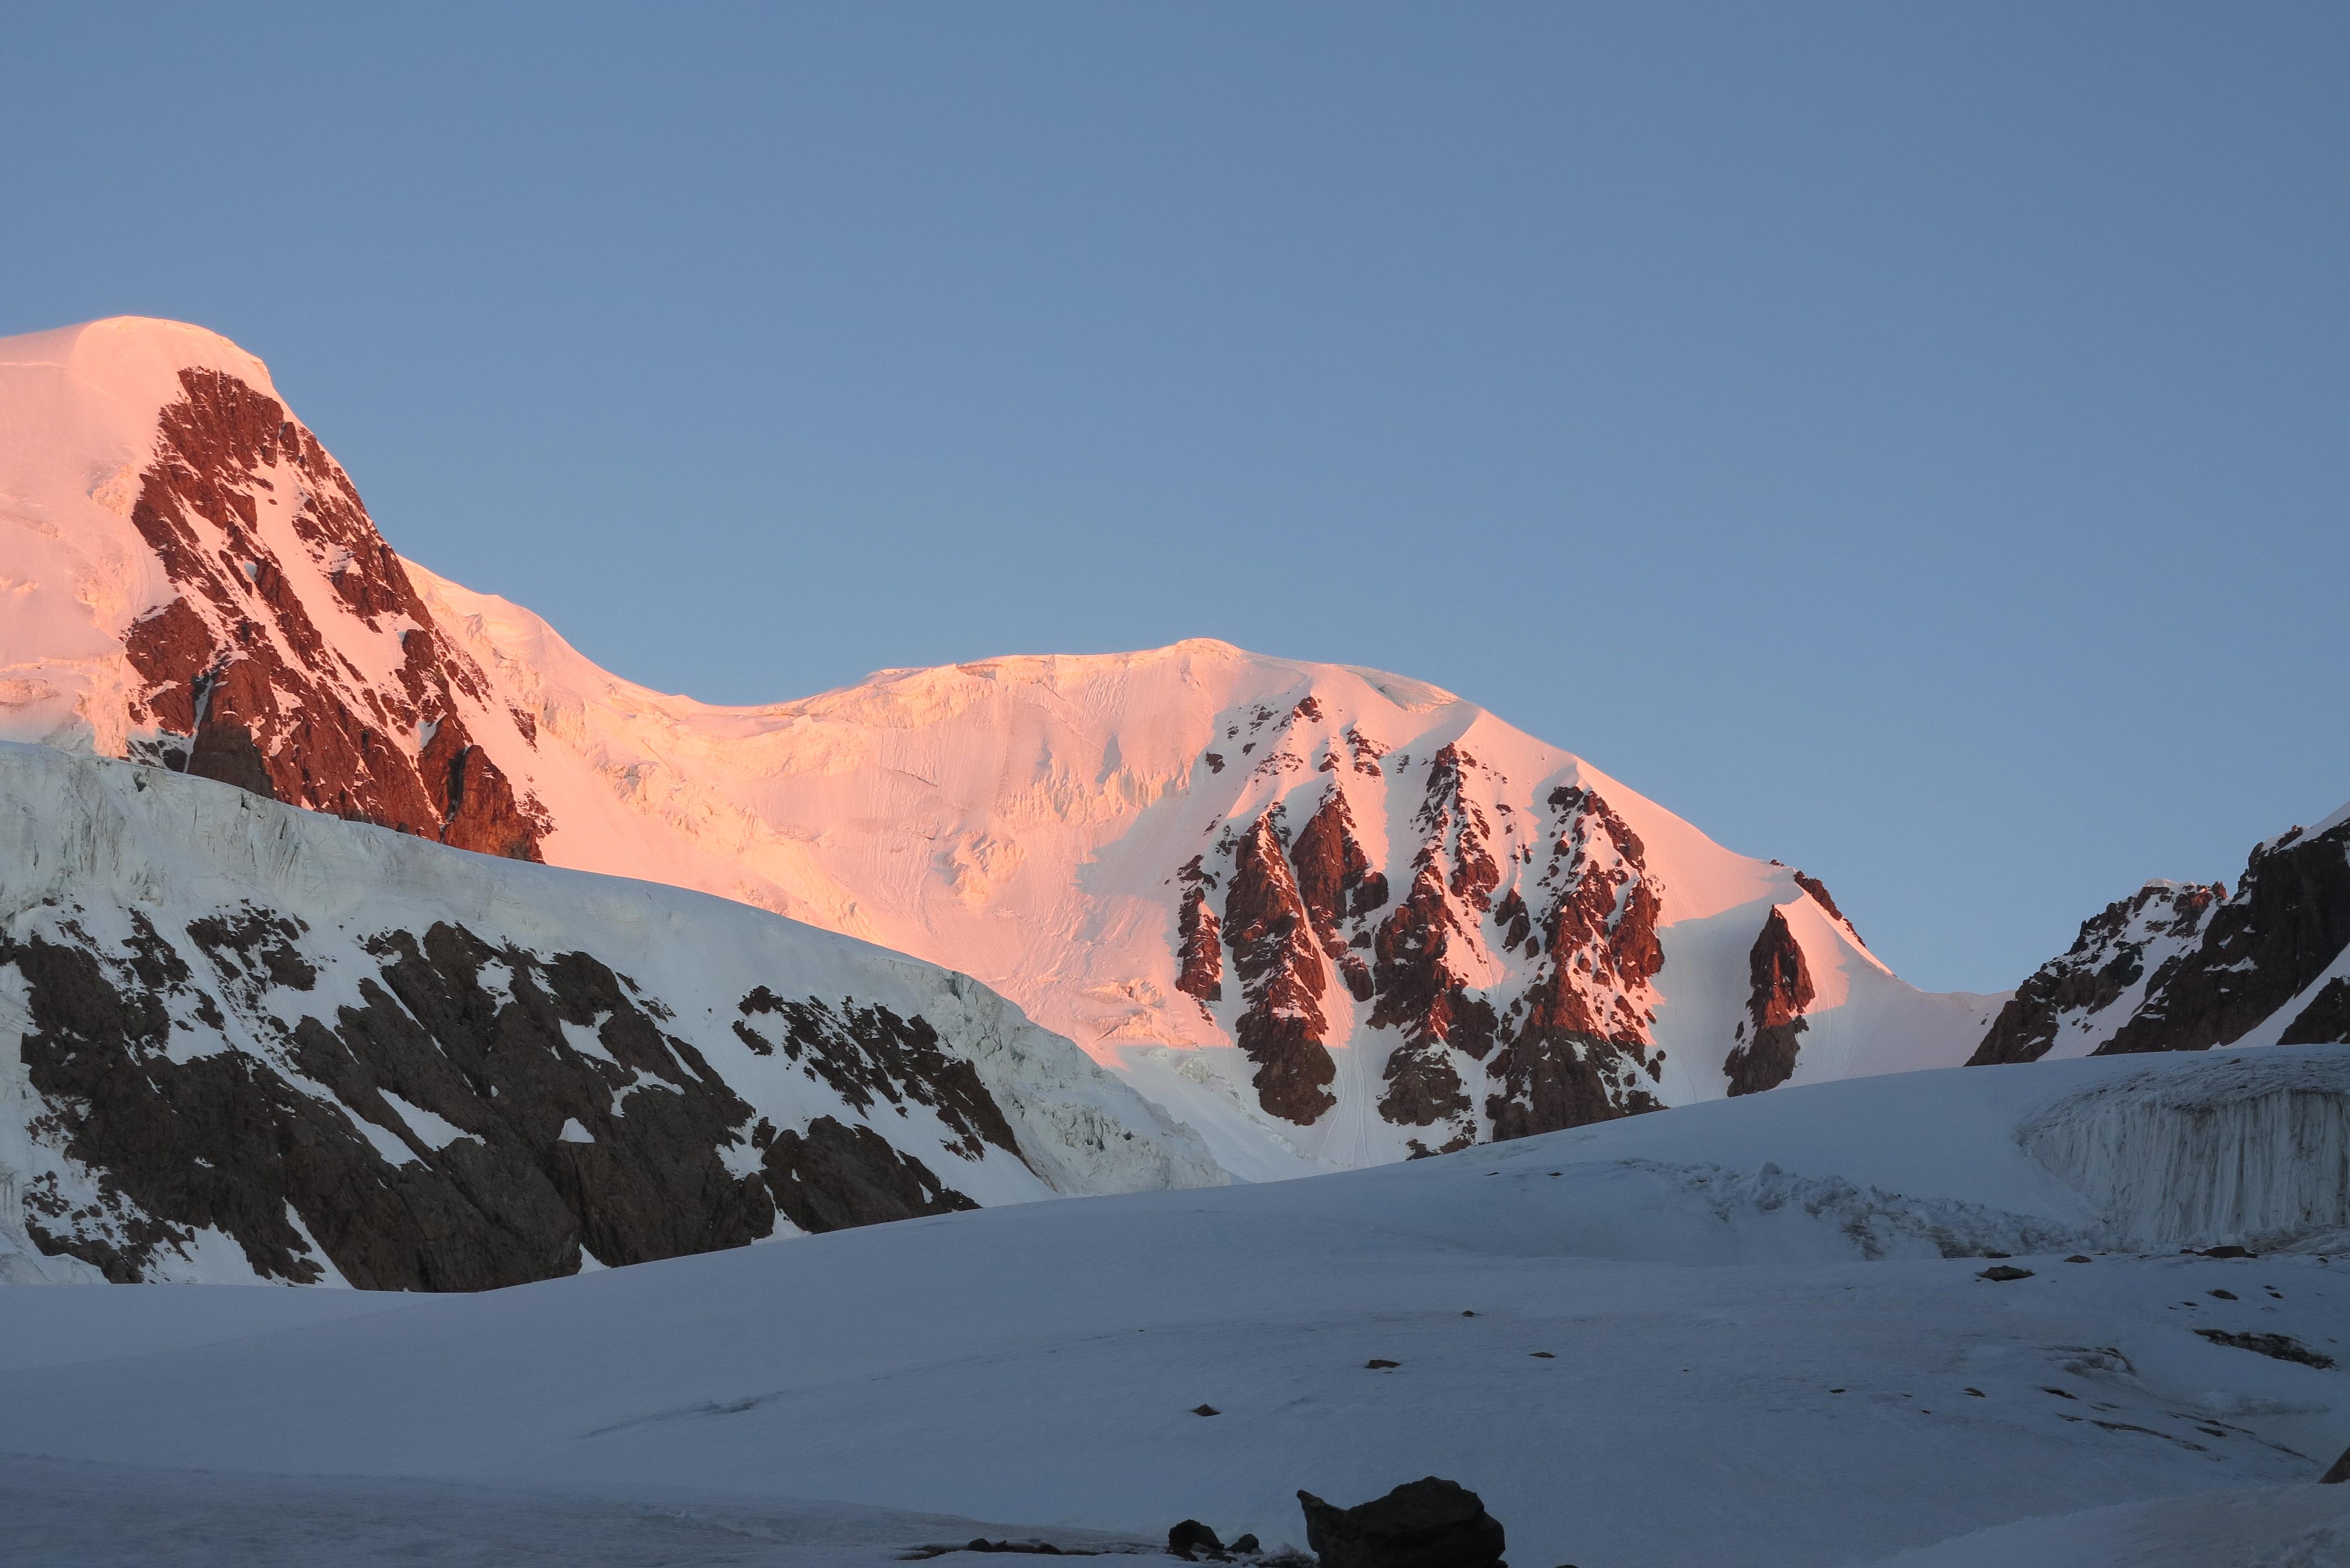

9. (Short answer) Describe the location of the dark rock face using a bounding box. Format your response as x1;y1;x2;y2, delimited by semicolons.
1168;715;1672;1148
735;989;1021;1163
1224;815;1338;1124
1485;785;1665;1141
1969;882;2220;1065
2192;1330;2334;1369
1295;1478;1505;1568
1724;908;1814;1096
1167;1521;1225;1559
2280;977;2350;1045
118;368;549;861
2101;819;2350;1056
1977;811;2350;1064
1174;857;1225;1007
1792;870;1858;942
6;907;1009;1289
759;1116;977;1233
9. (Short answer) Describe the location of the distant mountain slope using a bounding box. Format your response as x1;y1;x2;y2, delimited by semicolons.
1971;800;2350;1064
0;317;2000;1177
0;742;1220;1287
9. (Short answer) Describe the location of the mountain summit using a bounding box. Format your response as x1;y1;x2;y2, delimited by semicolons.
1;317;2007;1176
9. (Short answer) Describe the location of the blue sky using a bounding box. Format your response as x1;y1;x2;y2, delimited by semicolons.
4;4;2343;993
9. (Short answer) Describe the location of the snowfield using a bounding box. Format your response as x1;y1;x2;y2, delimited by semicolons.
2;1045;2344;1566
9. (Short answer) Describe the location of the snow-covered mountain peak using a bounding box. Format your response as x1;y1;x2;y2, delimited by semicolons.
1;317;2007;1179
0;316;282;423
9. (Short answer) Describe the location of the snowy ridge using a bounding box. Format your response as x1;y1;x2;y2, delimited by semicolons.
0;316;2005;1176
333;584;2016;1173
0;741;1220;1287
1975;800;2350;1065
1971;881;2225;1063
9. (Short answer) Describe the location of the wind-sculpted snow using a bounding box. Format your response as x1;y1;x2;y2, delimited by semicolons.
0;317;2003;1176
0;742;1221;1287
2020;1050;2350;1253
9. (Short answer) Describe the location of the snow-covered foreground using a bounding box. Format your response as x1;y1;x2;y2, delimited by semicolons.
3;1046;2345;1566
0;1457;1161;1568
3;1461;2340;1568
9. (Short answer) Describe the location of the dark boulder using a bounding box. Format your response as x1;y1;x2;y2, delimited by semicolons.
1169;1521;1225;1559
1295;1477;1505;1568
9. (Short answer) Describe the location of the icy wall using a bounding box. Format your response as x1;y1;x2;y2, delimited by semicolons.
2020;1049;2350;1251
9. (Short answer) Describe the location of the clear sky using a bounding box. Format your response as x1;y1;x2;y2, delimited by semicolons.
4;5;2343;995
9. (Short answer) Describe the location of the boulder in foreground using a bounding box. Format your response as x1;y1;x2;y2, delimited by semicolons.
1296;1477;1505;1568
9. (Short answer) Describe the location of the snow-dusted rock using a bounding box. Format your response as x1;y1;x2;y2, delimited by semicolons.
0;741;1220;1287
1974;802;2350;1063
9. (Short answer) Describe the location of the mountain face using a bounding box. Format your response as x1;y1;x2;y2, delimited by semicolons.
0;742;1220;1287
1;318;2002;1181
1970;803;2350;1065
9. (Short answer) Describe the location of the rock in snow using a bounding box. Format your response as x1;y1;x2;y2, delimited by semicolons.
1295;1477;1506;1568
0;316;2010;1181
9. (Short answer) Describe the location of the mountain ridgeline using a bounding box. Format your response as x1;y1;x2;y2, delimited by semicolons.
2;316;2341;1261
1971;806;2350;1066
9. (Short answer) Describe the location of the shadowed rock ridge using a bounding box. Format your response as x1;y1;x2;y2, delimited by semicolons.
5;913;994;1288
1972;810;2350;1065
1725;907;1814;1096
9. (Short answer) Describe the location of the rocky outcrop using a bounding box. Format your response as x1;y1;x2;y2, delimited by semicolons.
1794;870;1862;945
1724;908;1814;1096
2102;817;2350;1055
1969;882;2220;1065
1485;786;1666;1139
1167;739;1680;1150
758;1116;978;1235
1173;858;1225;1007
1222;816;1338;1123
2281;978;2350;1045
1971;806;2350;1065
1295;1478;1505;1568
117;367;549;859
1292;787;1380;999
4;910;1008;1288
1367;747;1502;1141
7;916;783;1288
